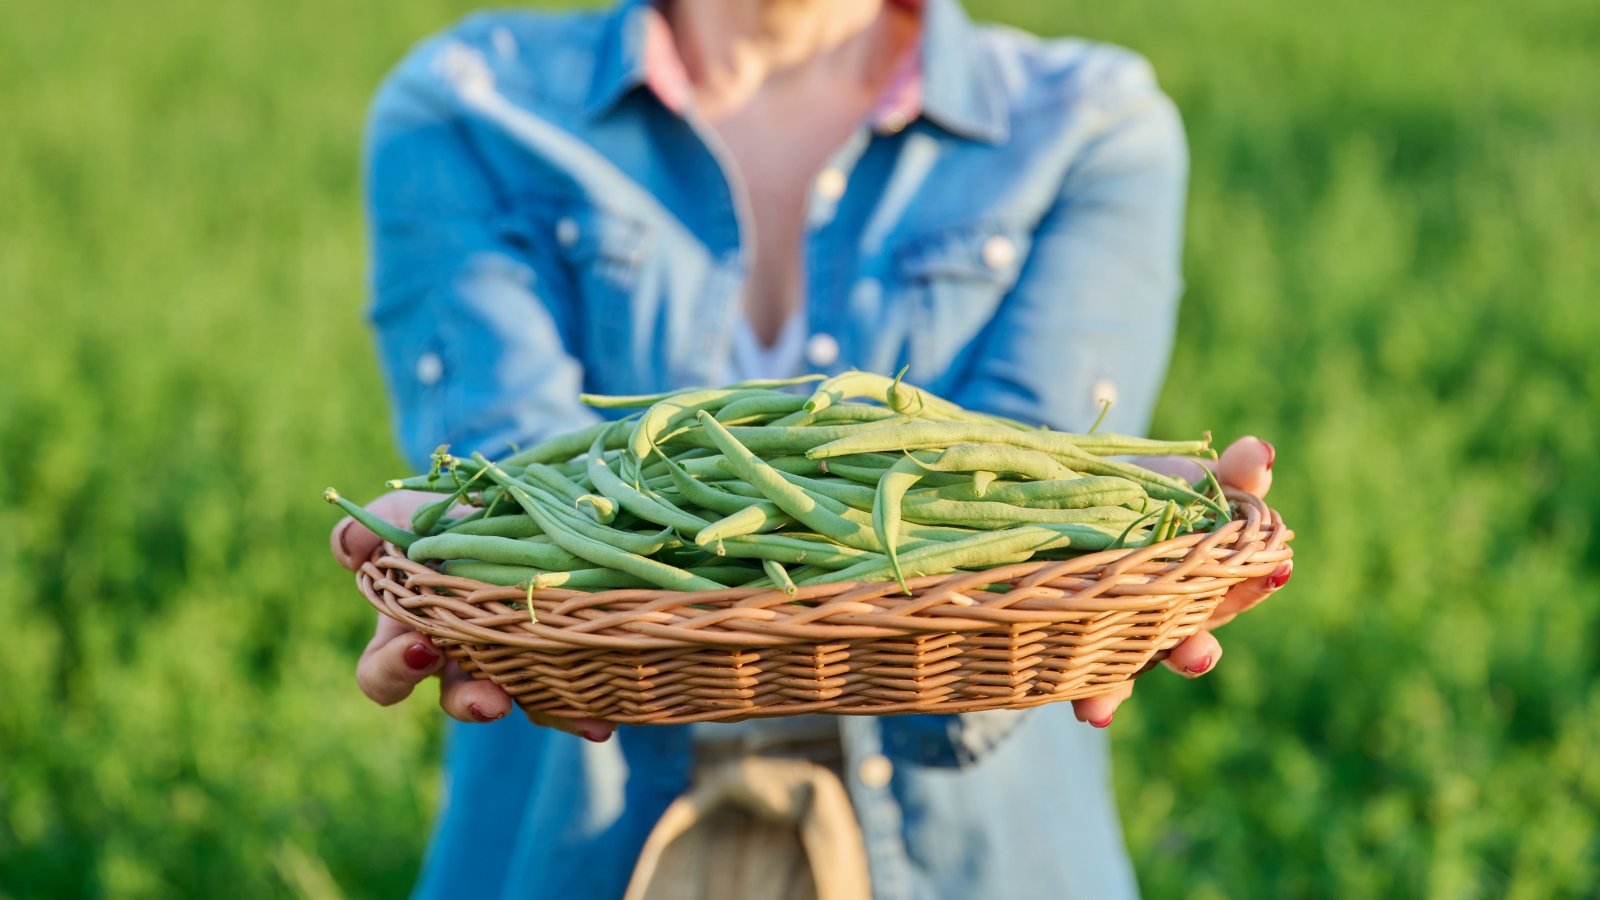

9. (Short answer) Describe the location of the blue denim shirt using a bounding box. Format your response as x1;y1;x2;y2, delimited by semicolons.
364;2;1186;897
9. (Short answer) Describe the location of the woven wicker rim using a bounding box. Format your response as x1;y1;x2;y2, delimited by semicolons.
355;490;1292;722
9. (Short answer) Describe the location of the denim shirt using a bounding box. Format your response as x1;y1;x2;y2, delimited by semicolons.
364;2;1187;897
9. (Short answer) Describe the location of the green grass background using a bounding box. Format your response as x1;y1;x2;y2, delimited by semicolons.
1;0;1595;896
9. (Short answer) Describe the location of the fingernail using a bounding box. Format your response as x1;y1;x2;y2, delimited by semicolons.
1090;715;1114;729
1185;655;1214;676
403;642;440;671
468;703;505;722
1268;563;1292;589
1260;439;1276;471
581;729;609;743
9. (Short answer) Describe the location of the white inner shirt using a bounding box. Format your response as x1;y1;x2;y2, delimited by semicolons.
722;311;808;384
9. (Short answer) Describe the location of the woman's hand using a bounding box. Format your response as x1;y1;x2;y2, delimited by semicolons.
331;491;617;742
1070;436;1292;728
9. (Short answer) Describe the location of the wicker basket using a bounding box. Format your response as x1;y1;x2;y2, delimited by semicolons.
355;489;1292;725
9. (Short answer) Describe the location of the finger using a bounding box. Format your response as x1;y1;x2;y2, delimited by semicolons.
1163;630;1223;678
1215;436;1274;496
1072;681;1134;729
331;490;442;571
1209;561;1293;629
528;710;617;743
331;515;381;572
438;660;516;724
357;629;445;706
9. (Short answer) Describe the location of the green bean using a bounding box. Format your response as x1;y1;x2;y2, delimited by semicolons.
441;513;541;538
323;488;417;549
915;475;1148;510
802;523;1121;586
713;393;808;425
694;502;798;546
437;560;543;587
497;415;634;469
408;533;588;570
1145;501;1178;546
1047;449;1227;517
766;471;878;510
479;461;725;591
760;559;798;595
712;534;882;569
579;375;824;409
520;463;586;504
872;454;928;591
914;444;1080;482
438;562;752;591
696;412;885;552
807;424;1222;515
573;494;617;522
584;429;710;534
385;473;458;492
659;452;784;519
630;388;756;462
817;458;969;488
898;499;1145;529
662;422;884;456
470;467;675;556
769;402;902;427
411;464;493;535
708;477;978;543
807;422;1211;462
803;371;1031;429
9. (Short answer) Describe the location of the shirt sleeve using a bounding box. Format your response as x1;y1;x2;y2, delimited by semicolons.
947;59;1189;437
363;43;597;471
883;59;1190;769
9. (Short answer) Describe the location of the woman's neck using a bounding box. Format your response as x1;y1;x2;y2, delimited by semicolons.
663;0;891;118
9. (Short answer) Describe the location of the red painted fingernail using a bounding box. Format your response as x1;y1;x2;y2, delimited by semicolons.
1090;715;1114;729
1260;439;1275;471
403;642;440;671
468;703;504;722
581;729;609;743
1268;563;1292;589
1185;655;1214;675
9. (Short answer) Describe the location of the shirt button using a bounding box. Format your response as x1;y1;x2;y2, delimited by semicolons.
415;352;444;386
981;234;1017;270
805;333;840;367
492;26;518;61
814;167;847;202
555;216;579;248
1091;377;1118;410
858;754;893;789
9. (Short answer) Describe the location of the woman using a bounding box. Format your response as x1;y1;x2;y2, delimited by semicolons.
331;0;1290;896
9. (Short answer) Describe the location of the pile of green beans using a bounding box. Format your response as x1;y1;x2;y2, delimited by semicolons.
325;372;1225;596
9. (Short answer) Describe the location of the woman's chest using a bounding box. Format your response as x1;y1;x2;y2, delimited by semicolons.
495;123;1060;396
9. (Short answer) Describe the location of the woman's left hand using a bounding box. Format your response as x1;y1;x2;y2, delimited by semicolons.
1070;436;1292;728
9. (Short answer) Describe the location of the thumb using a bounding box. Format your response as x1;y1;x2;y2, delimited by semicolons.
1215;436;1274;496
331;515;383;572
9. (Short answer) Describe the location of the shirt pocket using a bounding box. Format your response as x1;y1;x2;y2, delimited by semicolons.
549;204;654;386
890;220;1032;385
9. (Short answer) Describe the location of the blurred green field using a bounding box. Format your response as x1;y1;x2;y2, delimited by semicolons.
1;0;1595;897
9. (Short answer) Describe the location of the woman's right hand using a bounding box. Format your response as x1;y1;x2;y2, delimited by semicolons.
331;490;617;742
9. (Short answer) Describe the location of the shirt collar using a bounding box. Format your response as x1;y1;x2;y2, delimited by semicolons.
584;0;1007;145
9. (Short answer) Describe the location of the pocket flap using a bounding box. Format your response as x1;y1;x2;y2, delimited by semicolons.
894;220;1030;284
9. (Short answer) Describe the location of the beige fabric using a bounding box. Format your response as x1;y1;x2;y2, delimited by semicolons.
624;754;871;900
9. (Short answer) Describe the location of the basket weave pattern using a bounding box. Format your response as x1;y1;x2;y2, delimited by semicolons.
356;490;1292;724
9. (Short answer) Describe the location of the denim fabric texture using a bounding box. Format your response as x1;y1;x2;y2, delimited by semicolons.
365;1;1187;896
